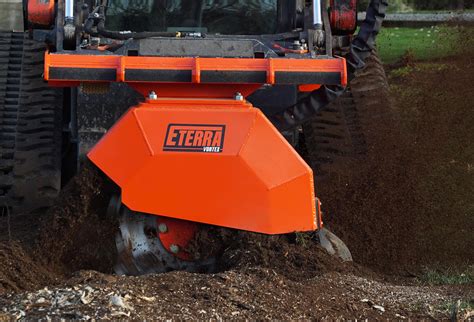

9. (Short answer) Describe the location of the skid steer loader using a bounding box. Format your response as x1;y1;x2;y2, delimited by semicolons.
0;0;388;275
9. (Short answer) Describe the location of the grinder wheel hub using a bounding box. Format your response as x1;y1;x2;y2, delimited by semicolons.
110;196;216;275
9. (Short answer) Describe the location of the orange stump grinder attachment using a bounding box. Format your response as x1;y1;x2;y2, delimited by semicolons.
45;54;349;274
89;98;317;234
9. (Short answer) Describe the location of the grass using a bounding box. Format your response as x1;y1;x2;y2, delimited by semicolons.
418;266;474;285
391;9;474;13
388;62;453;78
437;300;474;319
376;26;466;64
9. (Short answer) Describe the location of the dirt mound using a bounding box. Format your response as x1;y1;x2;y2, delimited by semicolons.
0;164;117;293
317;52;474;273
0;242;56;293
224;232;367;280
35;163;117;275
193;227;358;280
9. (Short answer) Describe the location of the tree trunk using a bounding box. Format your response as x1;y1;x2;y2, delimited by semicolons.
458;0;465;10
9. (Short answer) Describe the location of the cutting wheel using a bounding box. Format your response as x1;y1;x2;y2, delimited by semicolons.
112;197;216;275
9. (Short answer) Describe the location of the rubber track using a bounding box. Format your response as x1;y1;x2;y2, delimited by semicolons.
0;32;62;215
302;52;390;178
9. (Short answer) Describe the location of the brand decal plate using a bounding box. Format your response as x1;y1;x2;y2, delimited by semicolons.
164;124;225;153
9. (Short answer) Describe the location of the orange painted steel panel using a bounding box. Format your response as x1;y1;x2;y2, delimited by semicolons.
88;99;318;234
157;216;198;260
45;53;348;86
130;83;262;98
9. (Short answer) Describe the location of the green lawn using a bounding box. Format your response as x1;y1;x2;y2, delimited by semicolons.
388;9;474;13
403;9;474;13
376;26;471;64
419;266;474;285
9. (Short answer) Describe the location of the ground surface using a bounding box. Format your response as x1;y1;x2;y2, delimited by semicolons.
0;52;473;319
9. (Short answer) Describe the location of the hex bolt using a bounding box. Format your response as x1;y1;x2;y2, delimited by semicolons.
169;244;180;254
158;223;168;233
149;91;158;100
234;92;244;101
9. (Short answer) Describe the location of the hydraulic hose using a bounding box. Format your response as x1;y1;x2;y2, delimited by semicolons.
269;0;388;131
96;21;180;40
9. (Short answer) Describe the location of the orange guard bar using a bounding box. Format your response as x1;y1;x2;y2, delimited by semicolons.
44;53;347;97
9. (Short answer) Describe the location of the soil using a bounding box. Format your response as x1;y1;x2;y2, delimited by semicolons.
0;242;56;294
0;52;473;319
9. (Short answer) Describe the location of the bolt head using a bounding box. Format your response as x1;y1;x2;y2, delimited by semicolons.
158;223;168;233
235;92;244;101
169;244;180;254
149;91;158;100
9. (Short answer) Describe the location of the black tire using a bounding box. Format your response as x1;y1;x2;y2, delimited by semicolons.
0;32;63;215
302;52;390;178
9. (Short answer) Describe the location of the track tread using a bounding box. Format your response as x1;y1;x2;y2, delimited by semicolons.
0;32;62;215
302;52;391;178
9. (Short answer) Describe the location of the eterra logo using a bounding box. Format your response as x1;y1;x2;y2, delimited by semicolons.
164;124;225;153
